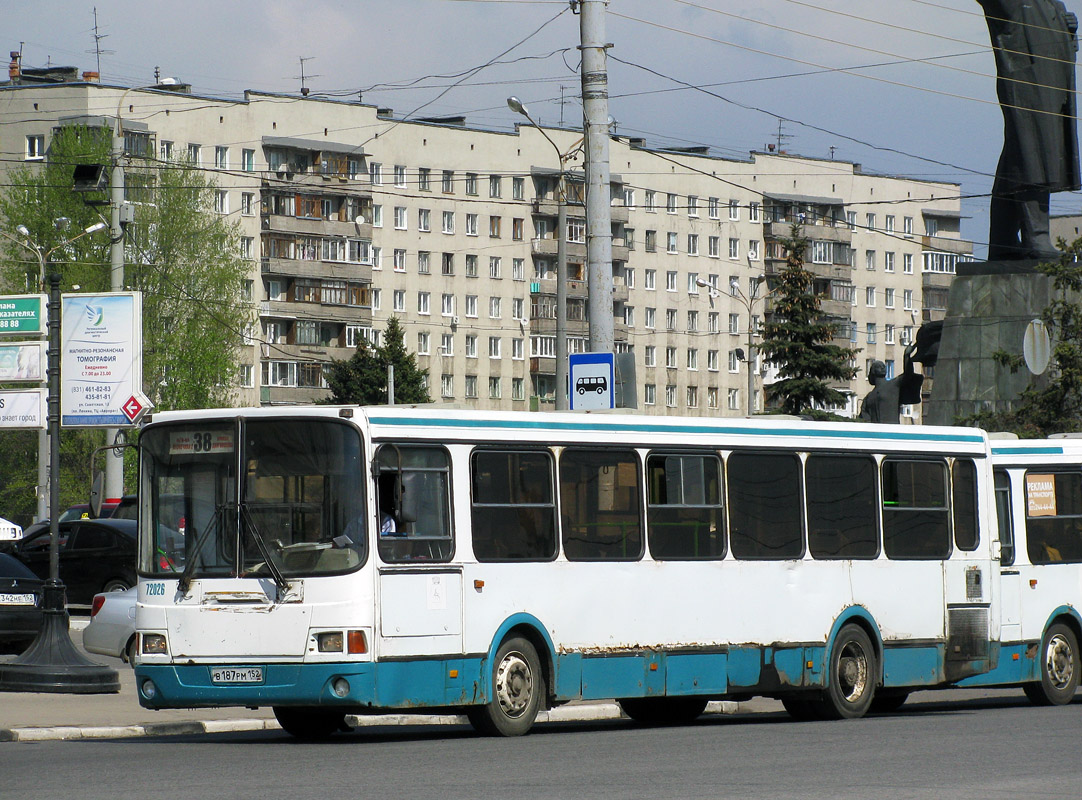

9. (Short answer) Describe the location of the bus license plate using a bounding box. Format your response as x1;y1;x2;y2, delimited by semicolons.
210;667;263;684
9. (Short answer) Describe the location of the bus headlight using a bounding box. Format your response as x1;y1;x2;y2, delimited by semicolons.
142;633;168;655
332;677;350;698
141;679;157;700
317;632;344;652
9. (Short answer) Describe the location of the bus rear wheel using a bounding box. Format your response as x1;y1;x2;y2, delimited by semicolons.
273;707;347;739
468;636;545;736
1023;623;1079;706
816;624;877;719
618;696;708;725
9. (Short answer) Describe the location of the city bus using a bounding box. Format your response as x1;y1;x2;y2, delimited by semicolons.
132;406;1002;738
955;434;1082;704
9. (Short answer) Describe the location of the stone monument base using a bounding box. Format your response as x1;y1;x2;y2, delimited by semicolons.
922;260;1052;426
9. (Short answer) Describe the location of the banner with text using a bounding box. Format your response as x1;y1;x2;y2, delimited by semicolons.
61;292;143;427
0;389;46;429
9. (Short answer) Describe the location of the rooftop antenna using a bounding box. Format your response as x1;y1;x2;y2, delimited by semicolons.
296;56;320;96
829;145;837;160
775;118;793;154
558;84;574;127
87;7;114;77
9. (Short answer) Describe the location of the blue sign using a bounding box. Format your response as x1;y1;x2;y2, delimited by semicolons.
568;352;615;411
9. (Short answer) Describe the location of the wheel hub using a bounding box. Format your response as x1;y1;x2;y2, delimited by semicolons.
495;652;533;718
1046;634;1075;690
838;645;868;701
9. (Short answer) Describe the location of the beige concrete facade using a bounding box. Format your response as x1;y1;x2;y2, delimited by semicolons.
0;79;972;419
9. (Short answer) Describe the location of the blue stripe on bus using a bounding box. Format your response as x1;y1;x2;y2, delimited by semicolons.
367;416;985;444
990;446;1065;455
957;643;1039;687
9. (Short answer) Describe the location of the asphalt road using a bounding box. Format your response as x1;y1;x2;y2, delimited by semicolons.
2;690;1078;800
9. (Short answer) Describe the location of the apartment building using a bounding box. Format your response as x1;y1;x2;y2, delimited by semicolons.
0;72;972;419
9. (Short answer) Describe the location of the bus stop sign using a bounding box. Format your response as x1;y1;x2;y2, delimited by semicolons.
568;352;615;411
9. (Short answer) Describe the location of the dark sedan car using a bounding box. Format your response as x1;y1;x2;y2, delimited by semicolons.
0;552;44;653
10;519;137;605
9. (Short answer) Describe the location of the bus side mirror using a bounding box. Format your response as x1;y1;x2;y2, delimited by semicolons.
89;470;105;519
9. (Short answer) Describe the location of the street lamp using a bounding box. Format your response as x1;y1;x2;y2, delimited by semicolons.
508;96;571;411
698;276;772;418
1;220;107;520
0;220;118;694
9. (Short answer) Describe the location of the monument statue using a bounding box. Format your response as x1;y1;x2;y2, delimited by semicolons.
858;345;924;424
977;0;1080;260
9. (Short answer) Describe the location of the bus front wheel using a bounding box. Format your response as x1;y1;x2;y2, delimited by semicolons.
273;706;346;739
816;624;877;719
468;636;545;736
1023;623;1079;706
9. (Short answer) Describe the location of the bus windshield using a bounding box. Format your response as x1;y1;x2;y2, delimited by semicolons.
139;417;366;579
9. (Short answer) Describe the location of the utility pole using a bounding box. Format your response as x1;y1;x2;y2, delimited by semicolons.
105;96;127;502
577;0;614;354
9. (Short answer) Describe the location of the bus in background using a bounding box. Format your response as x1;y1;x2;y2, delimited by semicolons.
132;407;999;738
958;434;1081;704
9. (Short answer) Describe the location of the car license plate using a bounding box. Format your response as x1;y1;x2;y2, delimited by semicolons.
0;593;35;605
210;667;263;684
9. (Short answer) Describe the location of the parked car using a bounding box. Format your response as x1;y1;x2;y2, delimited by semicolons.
9;518;137;605
60;499;120;522
83;588;137;665
0;552;44;653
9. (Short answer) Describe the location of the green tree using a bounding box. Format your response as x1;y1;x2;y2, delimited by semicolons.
758;225;859;416
326;317;431;405
966;237;1082;436
0;125;252;522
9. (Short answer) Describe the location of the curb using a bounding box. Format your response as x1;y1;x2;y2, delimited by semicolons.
0;700;741;743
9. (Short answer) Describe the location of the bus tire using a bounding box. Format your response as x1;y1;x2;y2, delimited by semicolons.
816;624;876;719
618;696;707;725
468;636;545;736
273;706;346;739
1023;623;1079;706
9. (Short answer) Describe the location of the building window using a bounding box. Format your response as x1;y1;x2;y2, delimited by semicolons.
418;291;431;315
688;195;699;217
884;251;895;272
885;215;895;233
645;345;656;367
465;376;478;398
512;377;525;400
464;213;478;236
708;197;720;220
240;192;254;216
729;313;740;334
686;386;698;408
729;199;740;220
441;334;454;356
441;293;454;317
645;230;657;252
567;218;585;244
645;384;656;405
489;337;502;359
749;202;760;222
465;335;478;359
884;288;895;308
441;374;454;397
728;238;739;259
687;234;699;256
903;289;914;310
904;253;914;274
512;338;524;359
904;216;914;235
667;193;678;214
395;206;408;230
370;162;383;185
442;170;454;193
489;175;502;198
645;269;656;290
644;307;656;329
240;237;253;259
512;258;525;281
160;140;174;160
624;306;635;327
728;388;739;410
186;143;201;164
866;287;876;307
466;295;478;317
418;251;430;274
885;324;896;345
866;323;877;343
489;297;502;319
214;190;228;214
667;232;678;253
489;257;502;279
442;210;454;234
687;348;698;370
865;250;876;270
645;190;656;212
394;164;407;187
419;167;431;191
512;218;524;241
513;176;525;200
489;216;502;238
666;385;678;407
466;254;479;277
666;346;678;368
214;146;229;169
393;290;405;312
25;134;45;160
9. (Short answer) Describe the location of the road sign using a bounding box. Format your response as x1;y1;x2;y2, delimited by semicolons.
568;352;615;411
121;391;151;424
0;295;46;337
0;389;46;429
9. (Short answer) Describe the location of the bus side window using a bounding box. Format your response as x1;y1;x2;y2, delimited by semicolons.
728;450;803;560
806;453;878;559
646;452;725;560
994;469;1014;566
471;449;556;561
1024;470;1082;565
952;458;979;551
560;448;643;561
882;458;950;560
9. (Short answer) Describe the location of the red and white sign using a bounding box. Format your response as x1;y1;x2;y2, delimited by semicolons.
121;392;151;424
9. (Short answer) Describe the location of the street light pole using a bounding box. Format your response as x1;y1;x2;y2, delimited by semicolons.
2;221;107;520
699;276;770;418
508;97;571;410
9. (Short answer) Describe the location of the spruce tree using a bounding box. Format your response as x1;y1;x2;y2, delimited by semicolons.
325;317;431;405
758;225;859;416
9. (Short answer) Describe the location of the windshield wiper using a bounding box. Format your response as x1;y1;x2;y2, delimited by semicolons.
177;504;225;595
239;504;290;600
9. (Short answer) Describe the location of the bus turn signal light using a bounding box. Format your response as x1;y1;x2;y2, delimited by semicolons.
347;630;368;654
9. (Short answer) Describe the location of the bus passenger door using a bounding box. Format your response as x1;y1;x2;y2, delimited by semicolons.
994;469;1022;645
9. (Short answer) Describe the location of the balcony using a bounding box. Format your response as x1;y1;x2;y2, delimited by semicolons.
922;235;972;255
261;257;373;283
530;356;556;376
260;300;372;326
764;220;853;246
531;277;589;298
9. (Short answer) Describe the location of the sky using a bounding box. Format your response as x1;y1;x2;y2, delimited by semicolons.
5;0;1082;256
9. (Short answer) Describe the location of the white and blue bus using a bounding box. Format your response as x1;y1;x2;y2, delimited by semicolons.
956;434;1082;704
133;407;1004;737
